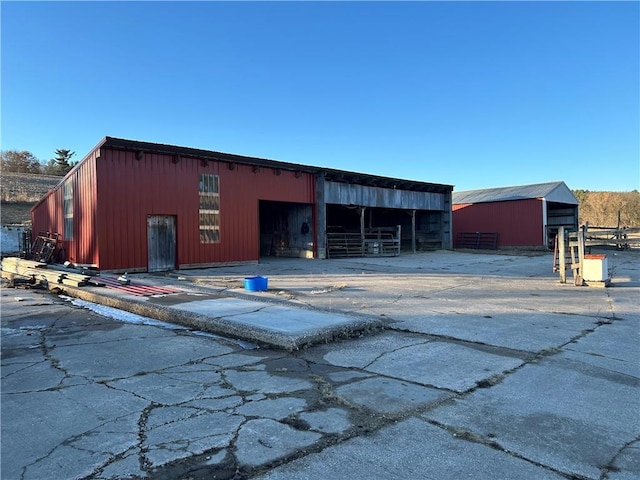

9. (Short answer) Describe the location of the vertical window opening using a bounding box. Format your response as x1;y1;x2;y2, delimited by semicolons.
199;174;220;243
63;179;73;240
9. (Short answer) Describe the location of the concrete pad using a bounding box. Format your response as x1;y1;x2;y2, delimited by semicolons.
168;297;266;316
254;418;566;480
1;325;54;366
229;304;357;333
143;410;244;468
1;356;67;393
314;333;525;393
235;419;322;468
65;286;384;350
336;376;452;414
365;341;525;392
424;358;640;479
4;251;637;479
359;275;613;319
224;369;313;394
98;449;145;480
1;384;147;480
326;370;373;383
559;348;640;379
182;395;244;411
236;397;308;420
560;318;640;378
313;331;428;369
51;327;234;381
106;371;219;404
299;408;352;434
392;311;599;353
203;352;271;368
609;443;640;480
44;414;142;479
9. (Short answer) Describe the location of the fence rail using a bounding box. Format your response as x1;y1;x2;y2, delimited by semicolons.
583;226;640;250
327;226;401;258
455;232;499;250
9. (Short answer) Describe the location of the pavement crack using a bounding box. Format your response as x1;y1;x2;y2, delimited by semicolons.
137;402;158;474
17;411;139;480
1;359;48;378
425;418;591;480
77;446;140;480
38;310;77;388
100;380;154;402
361;340;430;370
310;374;360;410
599;436;640;479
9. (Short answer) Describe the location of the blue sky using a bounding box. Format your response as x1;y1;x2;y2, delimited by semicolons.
2;1;638;192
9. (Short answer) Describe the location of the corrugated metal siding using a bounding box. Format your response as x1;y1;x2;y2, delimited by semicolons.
31;153;99;265
96;149;315;271
453;198;544;247
74;153;99;264
32;186;64;244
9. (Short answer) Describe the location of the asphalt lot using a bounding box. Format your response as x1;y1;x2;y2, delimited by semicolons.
1;249;639;480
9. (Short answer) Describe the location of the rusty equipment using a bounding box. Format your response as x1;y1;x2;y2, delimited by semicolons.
29;232;60;263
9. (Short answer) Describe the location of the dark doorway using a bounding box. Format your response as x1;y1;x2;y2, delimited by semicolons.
147;215;176;272
259;201;314;258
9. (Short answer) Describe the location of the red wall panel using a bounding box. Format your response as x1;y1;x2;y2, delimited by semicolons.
31;186;64;249
31;152;99;265
96;149;315;271
453;198;544;247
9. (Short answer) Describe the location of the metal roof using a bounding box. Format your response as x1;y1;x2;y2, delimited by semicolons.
452;181;579;205
99;137;453;194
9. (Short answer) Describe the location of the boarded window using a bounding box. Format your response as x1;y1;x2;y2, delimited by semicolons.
63;179;73;240
199;174;220;243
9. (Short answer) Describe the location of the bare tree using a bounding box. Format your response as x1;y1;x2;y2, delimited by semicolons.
576;190;640;227
0;150;42;174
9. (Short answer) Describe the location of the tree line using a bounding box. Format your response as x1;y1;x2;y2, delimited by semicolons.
574;190;640;228
1;149;76;176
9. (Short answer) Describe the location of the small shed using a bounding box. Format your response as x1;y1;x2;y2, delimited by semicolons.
31;137;453;272
452;181;579;249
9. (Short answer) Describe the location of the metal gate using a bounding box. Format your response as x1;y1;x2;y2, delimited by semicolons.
147;215;176;272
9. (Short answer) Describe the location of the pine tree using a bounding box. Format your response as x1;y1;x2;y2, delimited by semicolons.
52;149;76;174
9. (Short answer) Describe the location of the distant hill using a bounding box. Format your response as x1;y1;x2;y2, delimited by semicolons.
1;172;61;225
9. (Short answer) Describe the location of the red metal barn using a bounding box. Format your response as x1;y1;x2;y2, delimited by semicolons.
32;138;317;271
452;182;579;249
32;137;454;272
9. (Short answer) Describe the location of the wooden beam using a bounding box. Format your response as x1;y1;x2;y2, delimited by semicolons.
411;210;416;253
558;227;566;283
360;207;366;256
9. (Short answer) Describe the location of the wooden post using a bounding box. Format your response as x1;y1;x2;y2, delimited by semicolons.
576;226;585;286
360;207;366;256
314;173;327;259
411;210;416;253
558;226;566;283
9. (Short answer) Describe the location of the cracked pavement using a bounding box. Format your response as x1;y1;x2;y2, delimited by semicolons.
2;250;639;479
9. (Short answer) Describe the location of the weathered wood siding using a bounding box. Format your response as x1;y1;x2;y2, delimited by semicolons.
325;181;446;210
